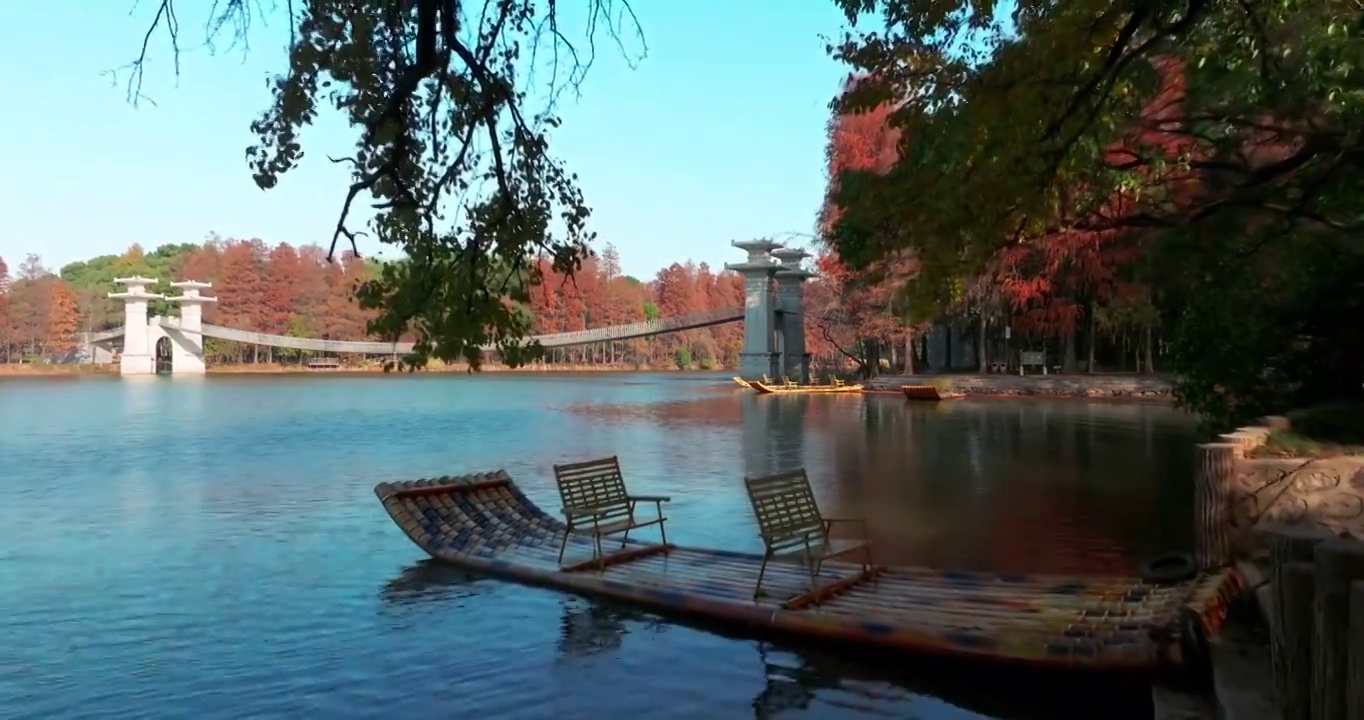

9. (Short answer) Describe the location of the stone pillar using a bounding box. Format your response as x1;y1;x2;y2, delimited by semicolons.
1194;443;1238;569
725;239;781;381
772;247;813;384
165;281;218;375
108;277;164;376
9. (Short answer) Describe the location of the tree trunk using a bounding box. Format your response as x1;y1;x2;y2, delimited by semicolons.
977;315;987;372
903;328;914;375
1143;323;1155;375
1086;301;1097;373
1062;328;1077;373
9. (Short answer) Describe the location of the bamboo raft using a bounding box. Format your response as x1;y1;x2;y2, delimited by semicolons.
750;381;865;395
376;471;1242;672
901;385;964;401
732;376;752;388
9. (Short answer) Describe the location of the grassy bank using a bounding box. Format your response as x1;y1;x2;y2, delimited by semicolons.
1248;402;1364;458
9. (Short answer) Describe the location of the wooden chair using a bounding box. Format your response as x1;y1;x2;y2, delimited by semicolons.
743;468;874;601
830;377;845;388
553;456;670;570
780;375;800;388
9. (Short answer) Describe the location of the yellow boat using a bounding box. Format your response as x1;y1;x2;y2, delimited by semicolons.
731;377;752;388
750;380;864;395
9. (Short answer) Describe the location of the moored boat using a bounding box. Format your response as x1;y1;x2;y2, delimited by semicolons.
902;384;963;401
750;381;864;395
375;471;1240;672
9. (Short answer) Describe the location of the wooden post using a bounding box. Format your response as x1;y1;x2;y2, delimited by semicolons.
1312;539;1364;720
1277;562;1319;720
1195;443;1239;569
1348;582;1364;720
1268;527;1336;720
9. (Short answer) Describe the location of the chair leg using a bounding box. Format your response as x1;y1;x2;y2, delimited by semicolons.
754;554;771;600
658;517;668;548
557;525;572;564
593;533;605;572
864;545;876;584
620;527;631;548
806;550;819;600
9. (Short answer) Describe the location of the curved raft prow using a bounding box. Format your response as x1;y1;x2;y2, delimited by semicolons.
376;472;1242;673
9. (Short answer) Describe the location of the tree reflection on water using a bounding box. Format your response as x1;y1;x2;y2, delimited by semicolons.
564;391;1195;574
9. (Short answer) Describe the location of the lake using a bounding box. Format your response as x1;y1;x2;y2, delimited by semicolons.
0;372;1200;719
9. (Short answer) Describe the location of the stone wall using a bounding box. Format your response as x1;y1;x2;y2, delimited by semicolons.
863;373;1173;398
1213;421;1364;558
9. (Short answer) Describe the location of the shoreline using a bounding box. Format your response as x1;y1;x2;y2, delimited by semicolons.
2;364;1177;401
0;362;698;377
862;373;1174;400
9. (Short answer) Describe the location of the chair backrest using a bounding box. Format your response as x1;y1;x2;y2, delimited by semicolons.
744;469;825;552
554;456;633;521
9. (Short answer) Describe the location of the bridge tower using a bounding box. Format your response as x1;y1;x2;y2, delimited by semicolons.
108;277;165;376
726;239;782;381
771;247;813;384
164;281;218;374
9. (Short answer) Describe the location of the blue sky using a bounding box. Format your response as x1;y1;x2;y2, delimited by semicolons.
1;2;853;281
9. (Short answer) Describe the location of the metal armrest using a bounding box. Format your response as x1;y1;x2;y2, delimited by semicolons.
628;494;671;503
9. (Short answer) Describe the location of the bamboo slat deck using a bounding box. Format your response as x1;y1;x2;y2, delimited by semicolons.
750;381;865;395
375;471;1242;672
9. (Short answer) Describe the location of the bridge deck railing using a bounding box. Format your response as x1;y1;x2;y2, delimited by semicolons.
86;307;747;355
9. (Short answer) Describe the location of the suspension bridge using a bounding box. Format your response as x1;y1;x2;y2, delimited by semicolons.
89;240;816;380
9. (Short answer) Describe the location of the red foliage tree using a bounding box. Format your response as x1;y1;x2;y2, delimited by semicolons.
995;58;1190;371
816;75;918;374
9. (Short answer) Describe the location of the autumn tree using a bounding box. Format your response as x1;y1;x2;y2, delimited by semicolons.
816;77;916;375
3;256;83;360
826;0;1364;422
0;256;9;362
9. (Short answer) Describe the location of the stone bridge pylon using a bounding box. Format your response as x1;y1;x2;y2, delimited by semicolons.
724;240;812;383
103;277;218;376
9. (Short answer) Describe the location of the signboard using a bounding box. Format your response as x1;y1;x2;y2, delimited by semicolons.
1019;351;1045;367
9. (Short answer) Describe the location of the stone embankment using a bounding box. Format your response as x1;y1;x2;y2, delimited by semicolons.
862;373;1173;399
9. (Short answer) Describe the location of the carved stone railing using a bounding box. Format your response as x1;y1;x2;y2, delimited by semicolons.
1195;417;1364;565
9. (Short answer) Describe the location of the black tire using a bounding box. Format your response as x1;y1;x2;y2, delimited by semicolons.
1138;551;1199;584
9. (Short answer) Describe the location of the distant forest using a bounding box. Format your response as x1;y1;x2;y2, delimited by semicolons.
0;238;842;369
